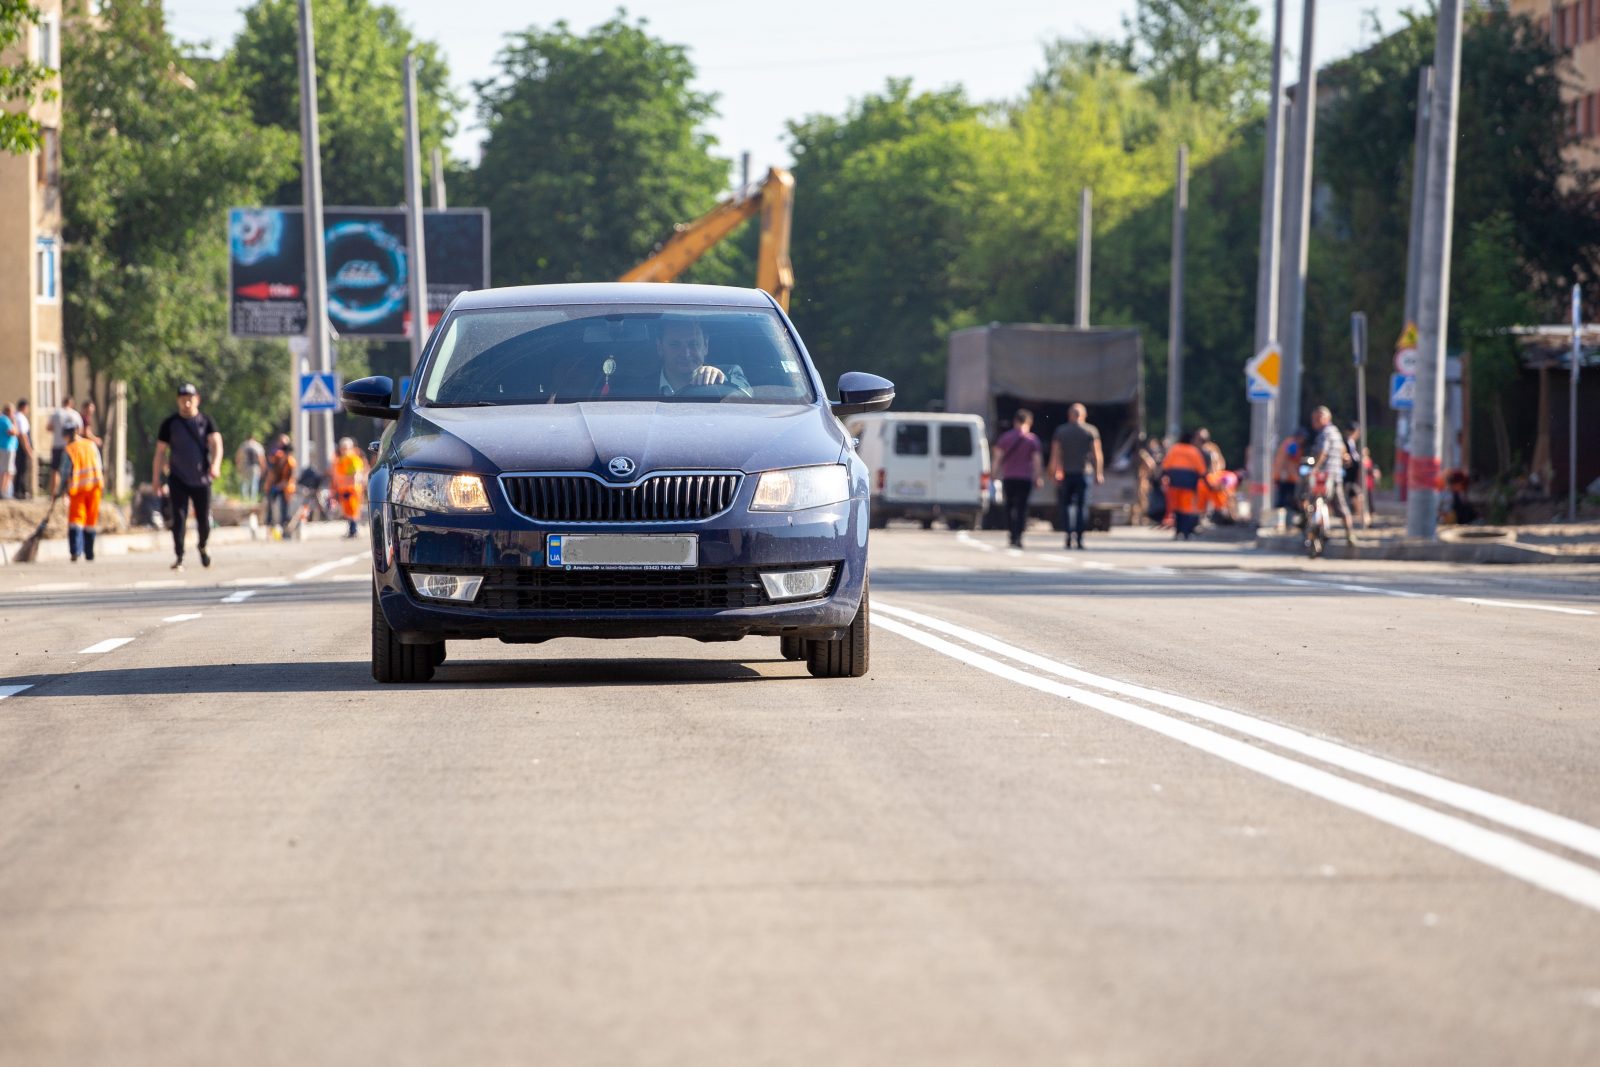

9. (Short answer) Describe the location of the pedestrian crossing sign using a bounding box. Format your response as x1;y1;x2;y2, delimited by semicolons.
299;372;339;412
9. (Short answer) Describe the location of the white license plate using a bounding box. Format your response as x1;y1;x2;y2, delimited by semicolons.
546;534;698;570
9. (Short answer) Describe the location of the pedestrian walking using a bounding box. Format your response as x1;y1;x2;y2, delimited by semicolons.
993;409;1043;547
1272;429;1306;531
46;397;82;496
263;435;297;531
235;433;266;502
1161;431;1210;540
330;437;368;539
14;399;34;499
1048;403;1103;549
1308;405;1355;545
57;424;104;562
153;383;223;571
0;403;16;499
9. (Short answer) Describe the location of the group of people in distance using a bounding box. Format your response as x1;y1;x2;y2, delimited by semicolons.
992;404;1104;550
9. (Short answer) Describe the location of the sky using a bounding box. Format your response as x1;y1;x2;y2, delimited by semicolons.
164;0;1420;178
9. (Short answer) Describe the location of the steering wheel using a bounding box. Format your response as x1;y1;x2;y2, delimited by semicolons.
676;381;743;399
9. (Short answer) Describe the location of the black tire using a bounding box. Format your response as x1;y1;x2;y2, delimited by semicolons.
869;509;888;530
372;587;437;683
920;518;935;530
806;581;869;678
779;635;806;661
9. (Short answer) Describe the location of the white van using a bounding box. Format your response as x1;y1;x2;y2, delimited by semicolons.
845;412;990;529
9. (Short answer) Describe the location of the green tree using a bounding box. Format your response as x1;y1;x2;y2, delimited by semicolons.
63;1;299;473
1122;0;1269;119
470;11;732;286
0;0;55;152
228;0;458;207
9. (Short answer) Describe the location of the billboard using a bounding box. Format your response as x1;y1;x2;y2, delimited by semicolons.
229;207;490;340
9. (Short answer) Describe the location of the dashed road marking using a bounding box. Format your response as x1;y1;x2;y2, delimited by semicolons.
78;637;134;655
0;685;30;700
1454;597;1597;617
293;552;369;582
163;613;204;623
220;590;257;605
223;577;292;588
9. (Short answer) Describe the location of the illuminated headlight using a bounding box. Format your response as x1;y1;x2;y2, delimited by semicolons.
391;470;491;513
412;573;483;602
760;566;835;601
750;465;850;511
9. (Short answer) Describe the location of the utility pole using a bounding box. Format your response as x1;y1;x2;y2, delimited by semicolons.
1405;0;1464;539
1572;284;1582;522
1396;66;1432;503
1352;311;1370;527
741;151;751;191
403;52;430;371
1250;0;1289;525
1277;0;1318;443
1076;187;1092;328
296;0;332;473
430;147;447;210
1166;145;1189;443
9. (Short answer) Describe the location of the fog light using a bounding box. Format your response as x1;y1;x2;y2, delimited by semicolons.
760;566;835;602
413;573;483;603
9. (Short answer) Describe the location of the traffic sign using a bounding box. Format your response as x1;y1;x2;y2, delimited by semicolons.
1393;321;1418;374
299;372;339;412
1389;373;1415;411
1245;343;1280;402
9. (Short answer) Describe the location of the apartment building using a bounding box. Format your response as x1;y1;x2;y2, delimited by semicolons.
0;0;64;493
1515;0;1600;149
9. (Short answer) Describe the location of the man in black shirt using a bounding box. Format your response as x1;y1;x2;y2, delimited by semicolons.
153;383;223;571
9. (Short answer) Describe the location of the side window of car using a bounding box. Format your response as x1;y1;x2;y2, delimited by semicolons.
894;424;929;456
939;424;974;457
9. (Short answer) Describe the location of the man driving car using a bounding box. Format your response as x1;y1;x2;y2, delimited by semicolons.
655;318;750;396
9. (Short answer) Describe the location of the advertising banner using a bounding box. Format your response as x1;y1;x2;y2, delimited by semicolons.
230;206;490;340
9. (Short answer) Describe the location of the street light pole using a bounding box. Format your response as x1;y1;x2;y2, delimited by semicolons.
1250;0;1288;525
295;0;331;473
1352;311;1370;527
1572;284;1582;522
1166;145;1188;444
1076;187;1092;329
1276;0;1318;443
403;51;430;371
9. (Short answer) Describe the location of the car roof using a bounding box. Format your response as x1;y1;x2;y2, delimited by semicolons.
451;282;777;312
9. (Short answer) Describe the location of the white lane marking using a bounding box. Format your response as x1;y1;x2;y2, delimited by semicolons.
293;552;369;582
0;685;31;700
21;582;89;593
220;590;257;604
915;565;970;574
1039;554;1077;564
1080;561;1117;571
1144;566;1179;575
1454;597;1597;617
223;577;291;588
955;531;996;554
875;601;1600;865
134;580;188;590
872;610;1600;913
78;638;134;654
163;613;204;623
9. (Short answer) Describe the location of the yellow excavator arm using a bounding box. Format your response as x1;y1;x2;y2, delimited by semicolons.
620;167;795;311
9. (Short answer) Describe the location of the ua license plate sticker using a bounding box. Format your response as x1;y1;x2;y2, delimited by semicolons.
547;534;698;570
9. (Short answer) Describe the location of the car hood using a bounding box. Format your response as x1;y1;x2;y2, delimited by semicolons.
393;401;846;477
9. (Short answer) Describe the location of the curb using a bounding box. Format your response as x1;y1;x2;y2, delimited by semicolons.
1253;531;1600;564
1;520;353;565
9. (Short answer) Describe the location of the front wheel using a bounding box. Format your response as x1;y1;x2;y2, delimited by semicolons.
372;586;438;683
806;581;870;678
779;635;806;661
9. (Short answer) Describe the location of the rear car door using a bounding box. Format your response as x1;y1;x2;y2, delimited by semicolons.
935;421;978;505
888;421;934;502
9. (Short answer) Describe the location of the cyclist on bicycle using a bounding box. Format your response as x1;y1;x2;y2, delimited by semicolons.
1305;405;1356;546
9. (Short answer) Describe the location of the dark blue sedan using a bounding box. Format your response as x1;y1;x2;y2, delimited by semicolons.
342;283;894;683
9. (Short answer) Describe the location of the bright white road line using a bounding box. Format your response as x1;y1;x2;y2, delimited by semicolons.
78;638;134;655
874;601;1600;866
872;611;1600;914
220;590;257;605
22;582;89;593
293;552;369;582
1454;597;1597;617
955;531;996;554
223;577;292;588
163;613;204;623
0;685;31;699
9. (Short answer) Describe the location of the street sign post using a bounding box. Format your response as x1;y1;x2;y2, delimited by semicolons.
1389;373;1415;410
1352;312;1370;527
1246;343;1281;402
299;372;339;412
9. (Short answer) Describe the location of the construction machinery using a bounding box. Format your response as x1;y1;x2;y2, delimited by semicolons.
620;167;795;311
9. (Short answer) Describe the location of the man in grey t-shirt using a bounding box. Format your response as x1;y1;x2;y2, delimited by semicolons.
1049;404;1104;549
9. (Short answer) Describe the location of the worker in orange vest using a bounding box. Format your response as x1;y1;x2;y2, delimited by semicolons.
329;437;368;539
1160;430;1210;541
58;424;105;562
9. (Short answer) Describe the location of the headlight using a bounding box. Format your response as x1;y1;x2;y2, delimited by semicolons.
390;470;491;513
750;465;851;511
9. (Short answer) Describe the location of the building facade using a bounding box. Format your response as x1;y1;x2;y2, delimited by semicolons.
0;0;64;494
1516;0;1600;148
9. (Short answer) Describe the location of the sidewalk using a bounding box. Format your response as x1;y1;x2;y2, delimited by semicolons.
1;519;353;565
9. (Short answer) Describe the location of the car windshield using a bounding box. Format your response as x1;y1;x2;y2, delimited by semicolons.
419;303;817;406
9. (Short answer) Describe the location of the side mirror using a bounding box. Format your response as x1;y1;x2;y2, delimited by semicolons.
342;375;399;420
832;372;895;417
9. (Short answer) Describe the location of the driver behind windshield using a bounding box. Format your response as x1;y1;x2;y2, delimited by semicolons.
654;317;750;397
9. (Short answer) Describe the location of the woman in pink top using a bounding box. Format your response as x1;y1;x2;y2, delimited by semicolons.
993;409;1043;547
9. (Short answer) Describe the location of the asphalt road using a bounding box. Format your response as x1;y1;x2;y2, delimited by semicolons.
1;523;1598;1065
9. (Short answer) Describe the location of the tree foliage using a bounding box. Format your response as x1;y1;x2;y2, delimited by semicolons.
228;0;458;207
0;0;56;152
1121;0;1269;119
470;12;733;287
62;0;298;472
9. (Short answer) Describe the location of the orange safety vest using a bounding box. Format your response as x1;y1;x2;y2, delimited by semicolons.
66;438;104;494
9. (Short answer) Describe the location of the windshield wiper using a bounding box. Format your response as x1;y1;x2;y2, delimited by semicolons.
425;400;499;407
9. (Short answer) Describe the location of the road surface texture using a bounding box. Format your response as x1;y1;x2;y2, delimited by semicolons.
1;524;1597;1065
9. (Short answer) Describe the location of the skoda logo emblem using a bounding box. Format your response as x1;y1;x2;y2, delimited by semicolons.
608;456;637;479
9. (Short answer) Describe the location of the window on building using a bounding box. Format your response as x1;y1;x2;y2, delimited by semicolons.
36;348;60;410
35;236;59;302
36;127;60;191
36;14;57;69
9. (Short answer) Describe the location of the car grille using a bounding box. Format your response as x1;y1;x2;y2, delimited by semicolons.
469;566;768;612
501;473;742;524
